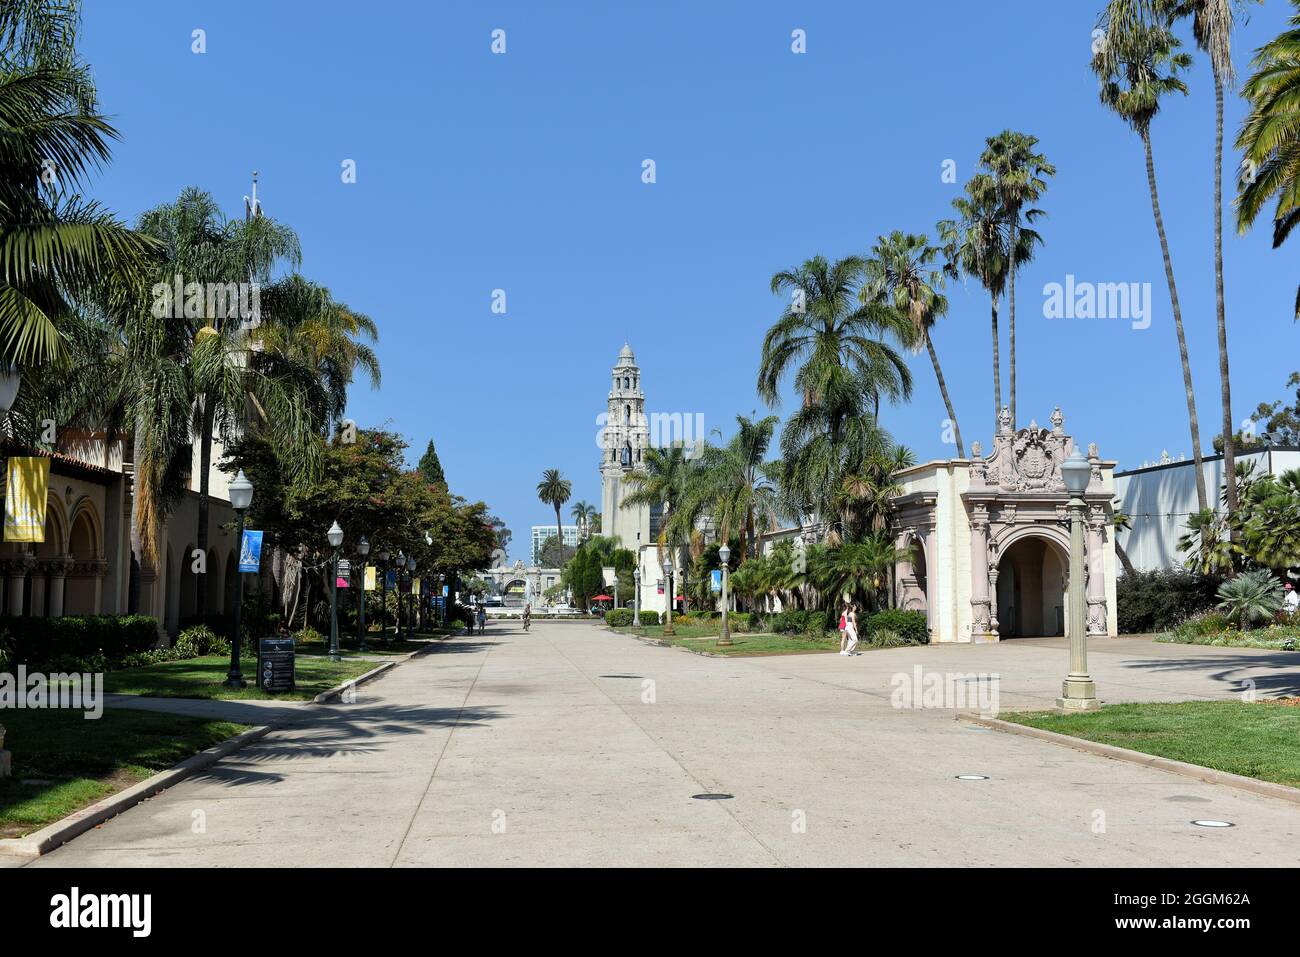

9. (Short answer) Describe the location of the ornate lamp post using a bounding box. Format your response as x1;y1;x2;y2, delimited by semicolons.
327;520;344;661
717;543;732;647
633;567;641;628
224;470;253;687
378;549;390;641
356;535;370;652
406;555;417;635
438;572;447;626
395;551;406;640
1058;446;1100;711
661;557;675;636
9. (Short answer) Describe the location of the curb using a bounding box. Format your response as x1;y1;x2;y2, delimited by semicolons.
957;712;1300;807
0;723;273;859
309;630;464;703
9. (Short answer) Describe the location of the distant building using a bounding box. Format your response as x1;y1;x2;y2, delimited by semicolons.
530;525;579;565
1114;445;1300;572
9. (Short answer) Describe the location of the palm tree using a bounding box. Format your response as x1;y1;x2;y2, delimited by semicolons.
976;131;1055;428
1177;507;1238;573
810;533;908;612
536;468;572;563
760;255;912;418
1216;569;1283;630
695;415;781;560
1237;1;1300;319
938;173;1039;430
865;231;964;457
570;500;597;539
1093;6;1209;516
1238;468;1300;570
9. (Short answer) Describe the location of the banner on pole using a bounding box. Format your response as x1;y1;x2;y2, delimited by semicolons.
710;569;722;594
239;530;263;572
4;456;48;542
364;566;376;591
413;577;421;596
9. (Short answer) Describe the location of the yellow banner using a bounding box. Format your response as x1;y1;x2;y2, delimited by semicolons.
5;456;47;542
413;577;422;596
364;565;376;591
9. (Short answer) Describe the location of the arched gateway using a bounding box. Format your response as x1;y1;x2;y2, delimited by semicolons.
891;408;1118;643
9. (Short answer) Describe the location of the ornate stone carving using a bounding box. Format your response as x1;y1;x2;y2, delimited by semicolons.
971;414;1070;493
1051;407;1064;434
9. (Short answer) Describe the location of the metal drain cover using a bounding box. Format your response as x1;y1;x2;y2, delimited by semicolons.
692;793;734;800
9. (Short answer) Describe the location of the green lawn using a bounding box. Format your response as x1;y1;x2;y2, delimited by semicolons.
0;708;249;839
613;624;840;655
101;654;377;701
1003;700;1300;788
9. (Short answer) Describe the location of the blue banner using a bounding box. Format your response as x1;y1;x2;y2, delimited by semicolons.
239;530;263;572
710;569;722;594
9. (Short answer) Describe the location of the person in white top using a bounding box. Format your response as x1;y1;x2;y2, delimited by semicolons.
839;602;860;656
1285;583;1299;615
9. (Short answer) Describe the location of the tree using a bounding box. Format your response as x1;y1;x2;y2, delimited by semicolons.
1094;6;1209;515
536;468;572;564
809;533;909;612
760;255;912;419
976;131;1055;428
417;439;446;486
570;500;597;539
1238;0;1300;319
865;231;964;457
622;443;693;562
938;172;1039;430
1216;569;1283;630
695;414;781;560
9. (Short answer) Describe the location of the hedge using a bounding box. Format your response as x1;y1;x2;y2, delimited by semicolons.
606;608;633;627
1116;569;1222;633
862;609;929;645
0;615;160;671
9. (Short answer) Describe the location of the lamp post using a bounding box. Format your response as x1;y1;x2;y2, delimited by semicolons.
377;549;390;642
1058;446;1100;711
357;535;370;652
439;572;447;627
718;543;732;646
396;551;406;640
662;557;674;636
327;521;344;662
406;555;417;635
224;470;253;687
633;567;641;628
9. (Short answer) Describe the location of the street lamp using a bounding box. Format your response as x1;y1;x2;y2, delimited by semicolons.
662;557;675;636
718;543;732;646
406;555;417;635
396;551;406;640
1058;446;1099;711
357;535;370;652
378;549;390;642
438;571;447;627
327;520;344;662
224;470;253;688
633;567;641;628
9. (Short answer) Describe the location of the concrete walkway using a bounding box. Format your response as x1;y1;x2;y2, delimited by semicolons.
26;622;1300;867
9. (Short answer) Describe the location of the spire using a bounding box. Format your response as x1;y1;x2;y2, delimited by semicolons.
244;170;262;221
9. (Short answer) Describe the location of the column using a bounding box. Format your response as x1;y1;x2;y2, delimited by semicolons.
1086;506;1108;636
969;506;992;641
6;561;25;616
48;561;66;618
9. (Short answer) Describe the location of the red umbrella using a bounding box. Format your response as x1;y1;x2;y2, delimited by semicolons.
593;594;613;601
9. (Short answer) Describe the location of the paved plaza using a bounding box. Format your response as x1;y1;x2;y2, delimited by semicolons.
22;622;1300;868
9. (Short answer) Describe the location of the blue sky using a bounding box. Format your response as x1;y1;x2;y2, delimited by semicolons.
81;0;1296;562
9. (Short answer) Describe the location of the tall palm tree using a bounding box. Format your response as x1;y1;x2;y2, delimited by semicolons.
622;443;693;561
760;255;913;418
976;131;1055;428
938;173;1039;430
1093;6;1209;515
536;468;572;563
865;231;964;457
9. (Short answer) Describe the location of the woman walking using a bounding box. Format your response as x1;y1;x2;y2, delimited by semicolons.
839;602;860;656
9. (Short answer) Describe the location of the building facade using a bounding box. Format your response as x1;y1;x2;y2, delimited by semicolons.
530;524;579;565
600;343;653;552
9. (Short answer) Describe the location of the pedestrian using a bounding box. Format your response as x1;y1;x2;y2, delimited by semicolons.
1286;582;1299;616
838;603;849;653
477;603;487;634
840;602;860;656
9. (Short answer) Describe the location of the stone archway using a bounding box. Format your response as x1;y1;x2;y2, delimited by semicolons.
994;533;1068;638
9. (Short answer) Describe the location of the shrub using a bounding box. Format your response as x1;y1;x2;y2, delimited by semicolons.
868;628;907;648
862;609;929;645
294;625;325;646
606;608;633;628
0;615;160;672
673;614;693;627
1116;569;1222;633
728;612;751;632
639;610;659;626
769;610;823;634
174;625;230;659
1216;570;1284;631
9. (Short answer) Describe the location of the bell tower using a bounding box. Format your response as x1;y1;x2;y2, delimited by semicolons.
600;343;651;550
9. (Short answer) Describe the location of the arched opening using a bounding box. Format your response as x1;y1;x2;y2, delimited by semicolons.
995;535;1067;638
65;507;98;616
206;547;223;616
501;578;527;607
179;542;198;624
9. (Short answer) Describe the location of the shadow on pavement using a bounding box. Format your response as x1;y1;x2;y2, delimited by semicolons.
1119;653;1300;698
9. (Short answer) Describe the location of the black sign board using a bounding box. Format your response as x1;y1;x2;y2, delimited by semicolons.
258;637;296;693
